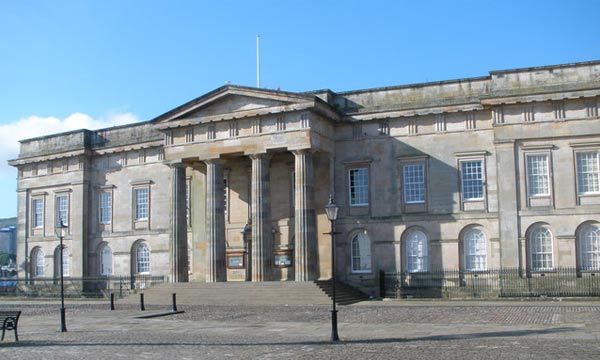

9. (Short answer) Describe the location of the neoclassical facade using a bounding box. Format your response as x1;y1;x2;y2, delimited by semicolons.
9;60;600;293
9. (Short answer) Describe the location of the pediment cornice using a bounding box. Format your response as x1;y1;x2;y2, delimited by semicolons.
151;85;316;125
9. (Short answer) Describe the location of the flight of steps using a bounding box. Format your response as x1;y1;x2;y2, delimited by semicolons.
117;281;369;306
315;280;371;305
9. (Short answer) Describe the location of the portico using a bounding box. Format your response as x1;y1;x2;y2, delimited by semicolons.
157;85;338;282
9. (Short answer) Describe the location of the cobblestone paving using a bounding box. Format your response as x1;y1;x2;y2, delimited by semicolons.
2;300;600;359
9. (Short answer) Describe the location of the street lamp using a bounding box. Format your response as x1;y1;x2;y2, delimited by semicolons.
55;220;68;333
324;195;340;342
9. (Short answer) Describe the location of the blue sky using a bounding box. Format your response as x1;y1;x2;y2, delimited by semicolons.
0;0;599;218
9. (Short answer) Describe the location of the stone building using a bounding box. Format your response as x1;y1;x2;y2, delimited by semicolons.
8;60;600;294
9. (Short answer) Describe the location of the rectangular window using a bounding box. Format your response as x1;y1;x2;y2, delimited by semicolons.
99;191;112;224
526;154;550;196
577;152;600;195
134;188;149;221
32;199;43;228
55;195;69;226
461;160;484;201
403;164;425;204
349;168;369;206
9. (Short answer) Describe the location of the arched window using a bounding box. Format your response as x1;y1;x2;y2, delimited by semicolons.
32;248;44;277
464;229;487;271
54;246;70;277
100;245;113;275
529;226;553;270
579;223;600;270
406;230;428;273
135;243;150;274
351;233;371;273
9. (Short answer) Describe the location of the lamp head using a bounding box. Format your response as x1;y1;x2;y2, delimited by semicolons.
324;195;339;221
55;220;68;238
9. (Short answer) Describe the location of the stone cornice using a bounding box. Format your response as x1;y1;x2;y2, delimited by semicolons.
8;149;89;167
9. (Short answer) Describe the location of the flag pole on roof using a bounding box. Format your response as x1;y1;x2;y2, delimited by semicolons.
256;35;260;88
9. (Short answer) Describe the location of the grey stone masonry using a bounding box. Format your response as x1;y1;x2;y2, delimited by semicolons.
293;149;317;281
170;163;188;282
250;154;272;282
205;159;226;282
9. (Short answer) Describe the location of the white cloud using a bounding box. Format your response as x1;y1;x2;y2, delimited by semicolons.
0;112;141;174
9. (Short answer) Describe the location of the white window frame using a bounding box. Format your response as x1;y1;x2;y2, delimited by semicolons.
32;198;44;229
576;151;600;196
133;187;149;221
403;163;426;204
529;227;554;271
348;168;369;207
56;246;70;277
32;248;45;277
463;228;487;271
351;233;372;273
100;244;113;276
406;230;428;273
55;194;69;227
136;243;150;274
579;223;600;271
460;159;485;201
99;190;113;224
526;154;551;197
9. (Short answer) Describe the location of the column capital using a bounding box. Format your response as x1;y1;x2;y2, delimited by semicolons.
203;158;227;166
169;162;187;169
291;148;316;157
248;152;272;161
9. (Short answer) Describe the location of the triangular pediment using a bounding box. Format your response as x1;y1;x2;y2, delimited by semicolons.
152;85;315;124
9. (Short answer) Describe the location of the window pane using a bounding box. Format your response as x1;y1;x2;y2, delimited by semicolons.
530;227;553;270
404;164;425;203
461;161;484;200
577;152;600;195
580;224;600;270
34;249;45;277
56;196;68;226
135;188;149;220
137;244;150;274
351;233;371;272
62;247;69;276
100;191;112;224
527;155;549;196
406;230;428;272
101;246;113;275
349;168;369;206
32;199;43;228
465;229;487;271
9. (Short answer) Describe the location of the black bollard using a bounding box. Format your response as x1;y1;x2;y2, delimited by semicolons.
110;293;115;311
140;293;145;311
172;293;178;312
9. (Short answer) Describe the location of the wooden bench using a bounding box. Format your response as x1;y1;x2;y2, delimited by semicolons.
0;311;21;341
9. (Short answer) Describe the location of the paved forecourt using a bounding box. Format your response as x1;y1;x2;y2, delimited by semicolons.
2;299;600;359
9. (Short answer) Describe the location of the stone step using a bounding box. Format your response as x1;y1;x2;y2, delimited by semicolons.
116;281;338;306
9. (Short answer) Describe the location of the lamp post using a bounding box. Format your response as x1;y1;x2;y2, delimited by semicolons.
55;220;68;333
324;195;340;342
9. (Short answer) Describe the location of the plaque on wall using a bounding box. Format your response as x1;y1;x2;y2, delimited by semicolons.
227;252;245;269
274;250;292;267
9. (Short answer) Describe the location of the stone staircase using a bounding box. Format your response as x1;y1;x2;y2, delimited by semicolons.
117;281;368;306
315;280;371;305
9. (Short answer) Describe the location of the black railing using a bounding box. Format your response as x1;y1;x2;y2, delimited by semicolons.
380;267;600;298
0;275;165;298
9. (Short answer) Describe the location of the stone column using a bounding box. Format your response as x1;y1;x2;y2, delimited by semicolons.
171;163;188;282
205;159;226;282
250;153;272;282
293;149;317;281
